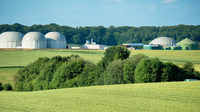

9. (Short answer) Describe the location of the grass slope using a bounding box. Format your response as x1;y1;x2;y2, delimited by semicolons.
0;81;199;112
0;50;104;67
0;67;22;86
131;50;200;71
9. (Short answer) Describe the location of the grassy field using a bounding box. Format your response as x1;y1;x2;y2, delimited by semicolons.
0;81;199;111
130;50;200;71
0;49;200;111
0;49;104;67
0;49;200;68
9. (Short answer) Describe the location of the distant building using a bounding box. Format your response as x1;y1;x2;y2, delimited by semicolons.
22;32;47;49
45;32;66;49
176;38;199;50
143;44;163;50
84;39;104;50
149;37;177;47
0;31;23;48
122;43;144;50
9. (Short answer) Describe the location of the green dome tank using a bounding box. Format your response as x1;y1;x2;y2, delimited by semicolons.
176;38;198;50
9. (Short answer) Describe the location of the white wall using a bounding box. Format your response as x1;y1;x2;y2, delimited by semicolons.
0;41;21;48
22;40;47;49
84;44;104;50
47;40;66;48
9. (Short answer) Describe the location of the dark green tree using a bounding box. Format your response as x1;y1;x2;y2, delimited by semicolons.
3;83;13;91
135;58;163;83
102;46;131;68
0;82;3;91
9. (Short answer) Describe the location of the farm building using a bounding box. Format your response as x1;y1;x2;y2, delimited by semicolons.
22;32;47;49
143;44;163;50
0;31;24;48
122;43;144;50
84;39;104;50
176;38;199;50
45;32;66;49
149;37;177;47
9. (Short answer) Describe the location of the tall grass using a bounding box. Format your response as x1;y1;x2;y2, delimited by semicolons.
0;81;199;111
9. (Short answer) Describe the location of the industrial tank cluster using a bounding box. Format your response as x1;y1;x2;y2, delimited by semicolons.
0;31;66;49
123;36;198;50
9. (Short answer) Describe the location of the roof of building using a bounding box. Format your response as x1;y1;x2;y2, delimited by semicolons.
149;37;177;46
0;31;24;42
122;43;145;46
22;32;46;41
176;38;197;45
45;32;66;41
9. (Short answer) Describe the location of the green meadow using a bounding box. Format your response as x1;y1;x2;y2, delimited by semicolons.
0;81;199;112
0;49;200;111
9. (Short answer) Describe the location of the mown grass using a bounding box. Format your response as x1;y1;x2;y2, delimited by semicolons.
131;50;200;71
0;67;22;86
0;81;199;112
0;49;104;67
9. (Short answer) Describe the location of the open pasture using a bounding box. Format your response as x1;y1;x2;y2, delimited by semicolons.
0;49;104;67
0;49;200;67
1;49;199;71
131;50;200;71
0;81;199;111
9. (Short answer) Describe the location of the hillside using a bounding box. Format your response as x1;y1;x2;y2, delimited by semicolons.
0;81;199;111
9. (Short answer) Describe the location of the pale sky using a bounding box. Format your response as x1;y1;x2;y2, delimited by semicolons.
0;0;199;27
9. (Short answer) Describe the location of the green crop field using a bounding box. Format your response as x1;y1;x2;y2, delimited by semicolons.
0;49;200;111
0;81;199;111
130;50;200;71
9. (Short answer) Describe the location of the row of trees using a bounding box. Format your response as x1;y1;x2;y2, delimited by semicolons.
14;46;200;91
0;23;200;46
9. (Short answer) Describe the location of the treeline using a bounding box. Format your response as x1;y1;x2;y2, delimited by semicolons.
0;23;200;46
14;46;200;91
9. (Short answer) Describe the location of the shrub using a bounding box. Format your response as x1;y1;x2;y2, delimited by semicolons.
50;59;85;89
3;83;13;91
105;59;125;85
161;62;186;82
135;58;163;83
123;54;149;83
0;82;3;91
77;64;96;87
183;61;194;73
102;46;130;67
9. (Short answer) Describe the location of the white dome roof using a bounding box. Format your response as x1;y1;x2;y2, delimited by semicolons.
45;32;66;41
0;31;23;42
22;32;46;41
149;37;177;46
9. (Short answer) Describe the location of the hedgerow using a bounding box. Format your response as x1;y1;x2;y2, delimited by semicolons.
14;46;200;91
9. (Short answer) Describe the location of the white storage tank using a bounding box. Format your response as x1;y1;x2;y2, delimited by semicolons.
0;31;24;48
149;37;177;47
22;32;47;49
45;32;66;49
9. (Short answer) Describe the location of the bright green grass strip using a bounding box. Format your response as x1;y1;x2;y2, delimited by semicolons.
0;50;104;67
0;81;199;112
1;50;200;71
0;67;21;86
131;50;200;71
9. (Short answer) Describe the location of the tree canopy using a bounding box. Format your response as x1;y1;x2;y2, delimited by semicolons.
0;23;200;47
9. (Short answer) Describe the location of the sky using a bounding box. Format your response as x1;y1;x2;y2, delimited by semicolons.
0;0;200;28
